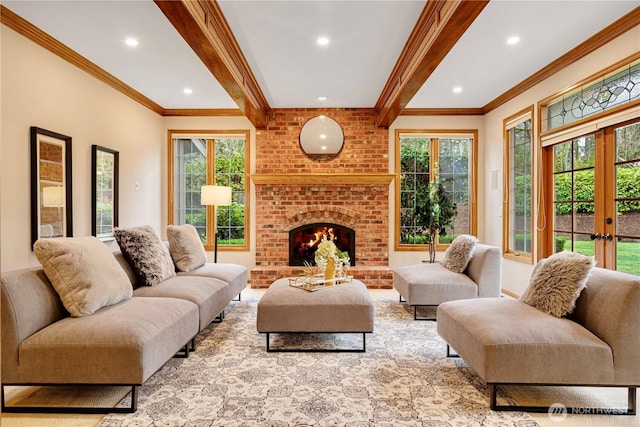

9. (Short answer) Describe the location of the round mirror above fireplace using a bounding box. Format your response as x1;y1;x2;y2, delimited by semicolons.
299;115;344;161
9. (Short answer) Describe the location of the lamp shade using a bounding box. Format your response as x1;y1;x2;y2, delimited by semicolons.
42;186;65;207
201;185;232;206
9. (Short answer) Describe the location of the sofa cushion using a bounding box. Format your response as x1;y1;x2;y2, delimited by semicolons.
16;297;199;384
33;236;132;317
133;275;229;331
520;251;595;317
167;224;207;272
441;234;478;273
177;262;248;300
114;225;176;286
393;262;478;306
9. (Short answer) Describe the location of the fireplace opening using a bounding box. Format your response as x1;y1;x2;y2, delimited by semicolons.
289;223;356;266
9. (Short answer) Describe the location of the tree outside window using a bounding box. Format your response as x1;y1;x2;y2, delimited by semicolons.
396;130;477;250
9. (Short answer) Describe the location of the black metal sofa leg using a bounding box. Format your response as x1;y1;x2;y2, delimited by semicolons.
490;384;637;415
1;384;138;414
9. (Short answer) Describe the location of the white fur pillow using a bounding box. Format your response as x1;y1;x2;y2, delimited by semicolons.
167;224;207;272
34;236;132;317
114;225;176;286
520;251;595;317
441;234;478;273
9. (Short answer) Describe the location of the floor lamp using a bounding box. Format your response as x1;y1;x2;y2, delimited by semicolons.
201;185;232;263
42;185;65;237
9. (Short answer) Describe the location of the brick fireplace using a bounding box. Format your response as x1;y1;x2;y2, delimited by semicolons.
250;108;394;288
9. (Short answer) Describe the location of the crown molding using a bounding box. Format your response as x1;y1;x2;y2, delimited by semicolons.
154;0;270;129
162;108;244;117
0;5;165;116
401;108;483;116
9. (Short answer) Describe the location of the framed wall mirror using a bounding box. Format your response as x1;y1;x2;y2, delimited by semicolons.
299;115;344;161
92;145;119;240
31;127;73;246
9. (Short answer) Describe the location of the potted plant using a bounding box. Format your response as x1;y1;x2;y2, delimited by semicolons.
415;176;458;263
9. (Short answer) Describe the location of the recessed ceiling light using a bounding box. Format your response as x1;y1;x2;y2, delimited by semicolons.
125;38;139;47
317;96;328;101
183;88;193;95
507;36;520;45
453;86;463;94
316;36;329;46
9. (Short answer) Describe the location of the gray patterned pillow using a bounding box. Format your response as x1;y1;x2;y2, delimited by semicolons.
441;234;478;273
167;224;207;272
114;225;176;286
520;251;595;317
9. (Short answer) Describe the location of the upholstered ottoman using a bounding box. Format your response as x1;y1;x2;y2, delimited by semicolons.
257;278;375;352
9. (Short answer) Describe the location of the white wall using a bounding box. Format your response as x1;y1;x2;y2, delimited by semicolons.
161;116;256;269
1;26;164;271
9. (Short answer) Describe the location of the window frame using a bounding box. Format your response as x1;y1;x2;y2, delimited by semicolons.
168;129;250;252
503;106;534;264
394;129;478;251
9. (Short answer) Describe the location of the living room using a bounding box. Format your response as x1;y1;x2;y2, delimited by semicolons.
1;1;640;425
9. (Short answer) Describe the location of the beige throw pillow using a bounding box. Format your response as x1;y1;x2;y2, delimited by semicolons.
34;236;133;317
441;234;478;273
114;225;176;286
520;251;595;317
167;224;207;272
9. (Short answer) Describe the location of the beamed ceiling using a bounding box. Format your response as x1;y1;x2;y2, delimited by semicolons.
2;1;639;128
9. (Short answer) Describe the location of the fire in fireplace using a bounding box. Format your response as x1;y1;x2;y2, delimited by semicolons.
289;223;356;266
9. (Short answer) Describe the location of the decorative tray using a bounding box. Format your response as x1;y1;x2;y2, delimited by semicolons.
289;275;353;292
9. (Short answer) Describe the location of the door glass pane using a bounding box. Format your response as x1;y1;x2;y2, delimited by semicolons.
554;142;572;172
574;202;594;234
616;237;640;275
554;203;572;232
554;173;572;201
614;122;640;275
573;234;595;257
573;169;595;201
573;135;595;169
554;232;571;252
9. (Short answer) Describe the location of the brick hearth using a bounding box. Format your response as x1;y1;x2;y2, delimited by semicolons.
250;108;394;288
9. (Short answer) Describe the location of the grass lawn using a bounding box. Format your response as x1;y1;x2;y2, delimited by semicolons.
566;240;640;276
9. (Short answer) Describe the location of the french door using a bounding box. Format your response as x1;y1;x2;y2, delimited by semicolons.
549;119;640;275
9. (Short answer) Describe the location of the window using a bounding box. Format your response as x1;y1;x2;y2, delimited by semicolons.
503;108;533;262
395;130;477;250
168;130;249;251
544;55;640;131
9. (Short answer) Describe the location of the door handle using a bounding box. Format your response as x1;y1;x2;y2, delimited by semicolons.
590;233;601;240
602;234;613;241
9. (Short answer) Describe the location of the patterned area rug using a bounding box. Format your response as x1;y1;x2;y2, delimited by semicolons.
100;292;536;426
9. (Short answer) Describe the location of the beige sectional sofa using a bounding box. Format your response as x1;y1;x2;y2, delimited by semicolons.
437;266;640;414
1;241;247;413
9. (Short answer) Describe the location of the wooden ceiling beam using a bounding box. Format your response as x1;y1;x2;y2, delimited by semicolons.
375;0;489;128
154;0;270;129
